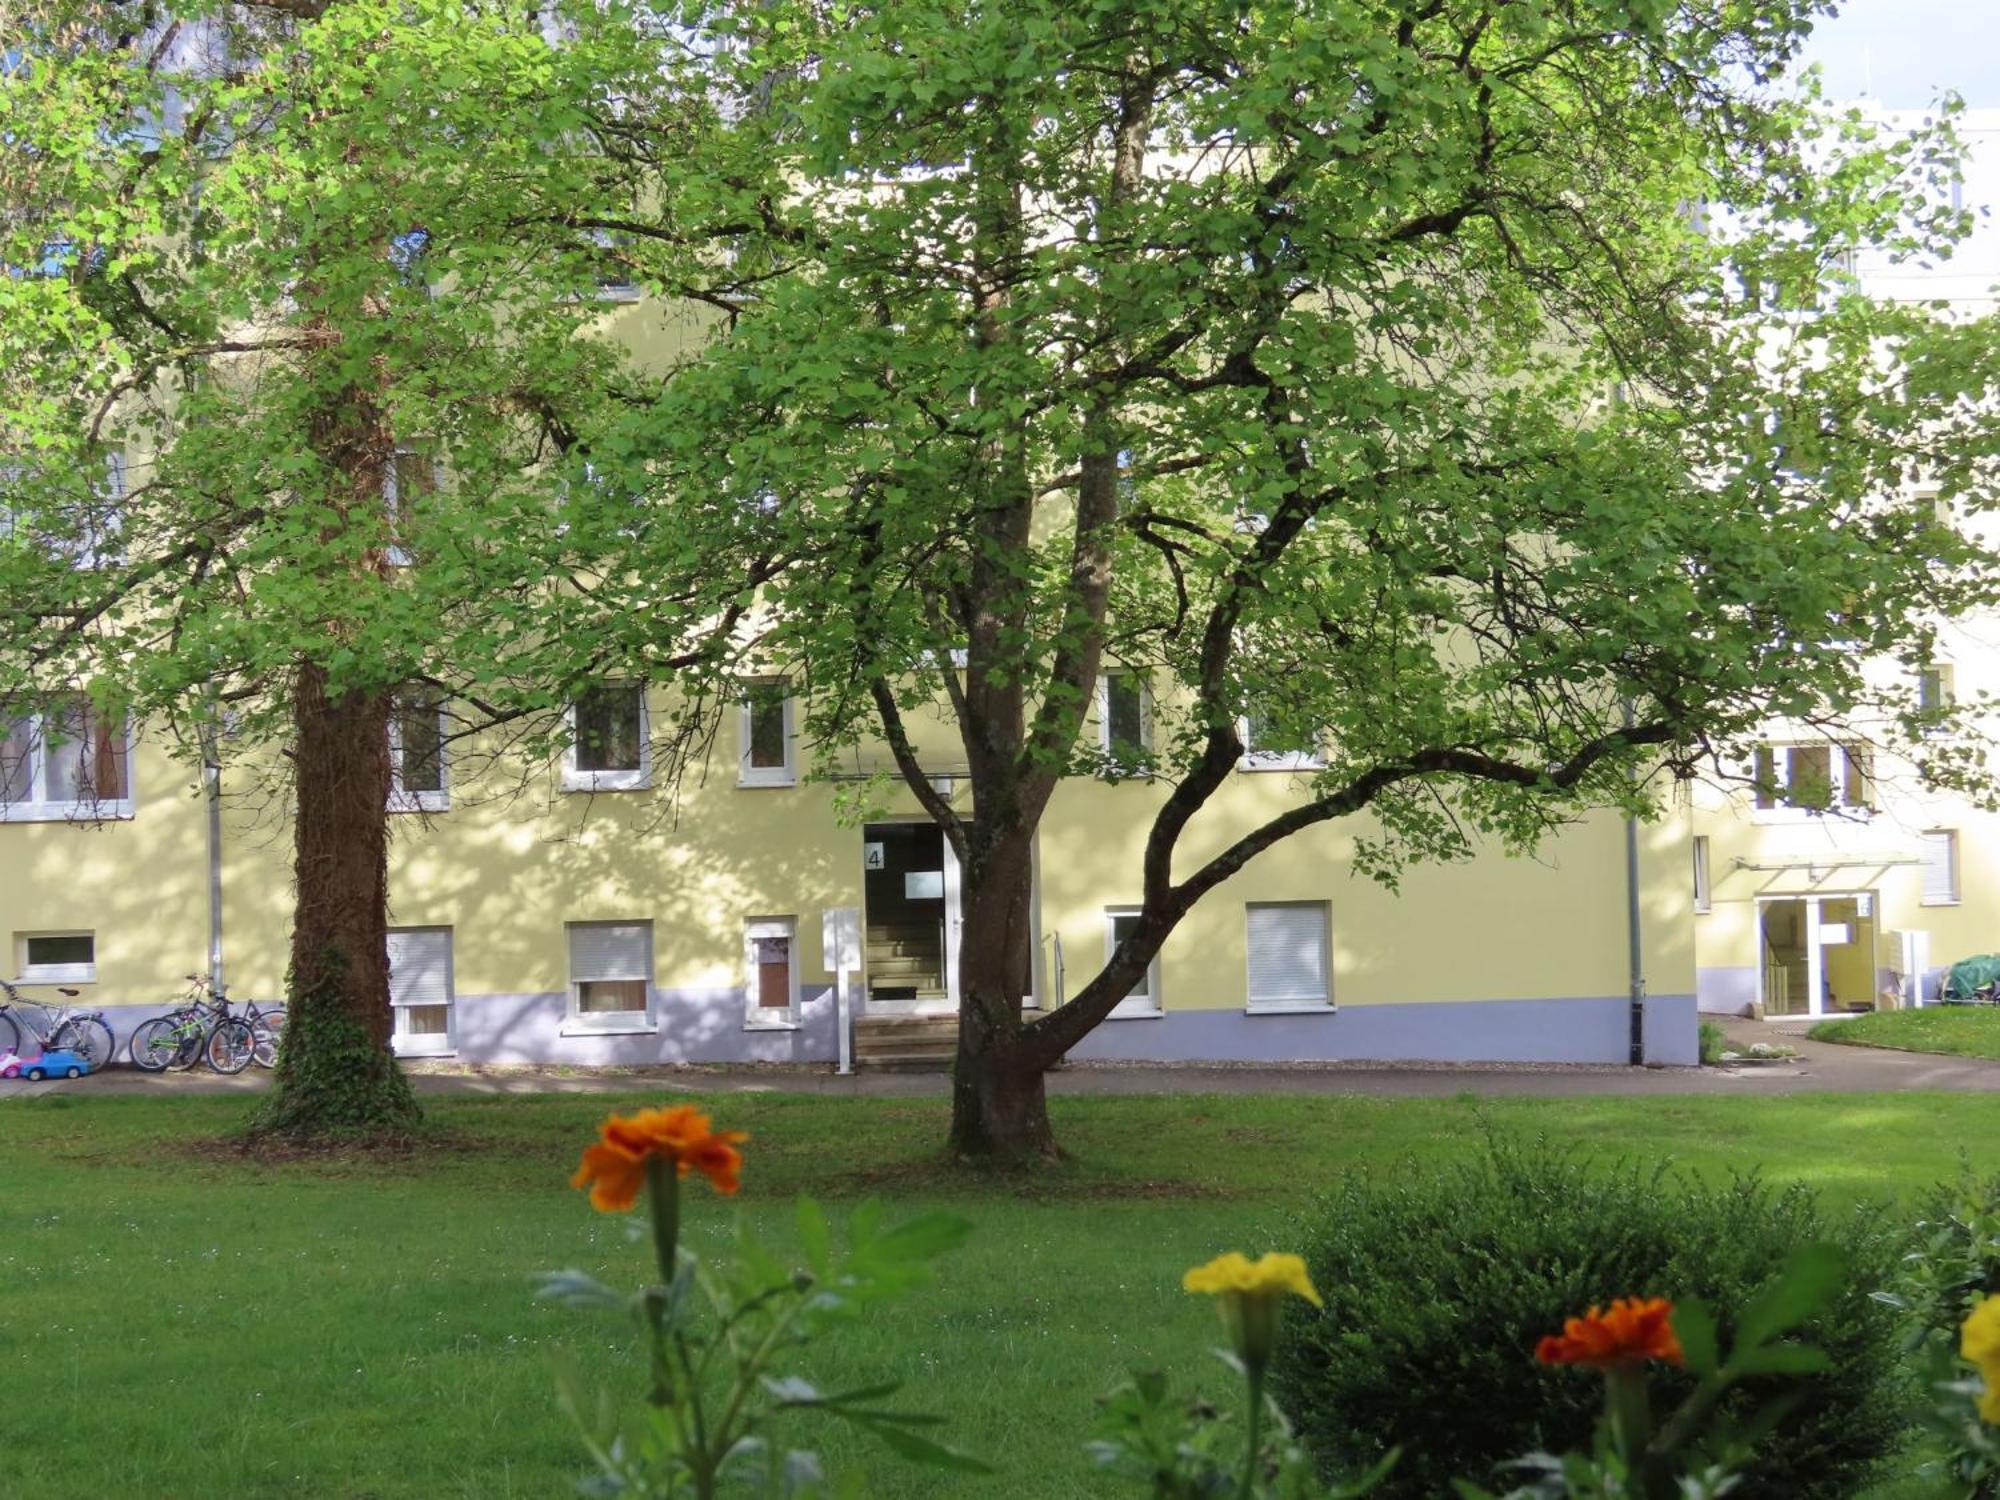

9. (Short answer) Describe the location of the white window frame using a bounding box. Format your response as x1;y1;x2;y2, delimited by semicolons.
1692;835;1712;914
744;916;799;1030
1237;712;1325;773
387;691;449;814
563;682;651;793
0;700;136;823
1104;908;1161;1019
1098;673;1152;777
1918;663;1954;725
1750;742;1872;820
1920;829;1961;907
387;926;455;1058
1244;900;1333;1014
382;448;442;567
736;683;797;788
564;920;655;1035
16;931;96;985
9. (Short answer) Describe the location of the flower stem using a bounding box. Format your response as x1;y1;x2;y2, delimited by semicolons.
1239;1363;1266;1500
647;1157;680;1288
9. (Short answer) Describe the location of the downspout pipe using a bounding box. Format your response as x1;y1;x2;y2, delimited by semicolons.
200;721;225;994
1622;701;1646;1065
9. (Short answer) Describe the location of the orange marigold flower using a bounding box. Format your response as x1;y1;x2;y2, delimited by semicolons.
1535;1297;1684;1371
570;1104;748;1210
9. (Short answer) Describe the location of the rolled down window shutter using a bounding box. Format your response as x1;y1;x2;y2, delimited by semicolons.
570;921;650;982
1920;831;1958;904
388;928;452;1009
1246;904;1328;1004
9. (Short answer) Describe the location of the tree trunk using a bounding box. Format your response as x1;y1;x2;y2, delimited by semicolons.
946;825;1060;1165
254;661;419;1138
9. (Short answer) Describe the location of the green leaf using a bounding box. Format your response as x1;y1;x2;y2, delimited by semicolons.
1734;1242;1848;1352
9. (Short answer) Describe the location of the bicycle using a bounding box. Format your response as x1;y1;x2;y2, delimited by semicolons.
128;976;286;1075
0;979;116;1071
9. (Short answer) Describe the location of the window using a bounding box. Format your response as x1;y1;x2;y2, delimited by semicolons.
388;689;447;812
566;920;653;1030
1692;835;1712;914
565;682;649;791
1918;664;1954;717
1245;902;1331;1012
383;447;438;566
1105;909;1161;1017
745;917;797;1028
737;681;795;787
17;932;95;984
387;927;453;1056
0;695;132;821
1752;743;1871;814
1239;708;1324;772
1;452;125;568
590;228;639;299
1920;829;1960;907
1099;673;1150;776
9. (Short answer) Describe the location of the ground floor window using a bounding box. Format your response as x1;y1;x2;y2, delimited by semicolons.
567;920;652;1029
1104;908;1161;1017
745;917;798;1027
1245;901;1331;1012
388;927;453;1056
17;931;95;984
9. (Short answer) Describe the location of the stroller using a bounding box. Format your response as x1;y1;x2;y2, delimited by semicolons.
1939;953;2000;1004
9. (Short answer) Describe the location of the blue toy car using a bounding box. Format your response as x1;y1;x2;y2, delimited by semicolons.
22;1049;91;1081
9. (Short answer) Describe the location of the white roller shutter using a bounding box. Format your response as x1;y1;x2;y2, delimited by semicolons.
569;921;650;981
1245;903;1330;1007
388;927;453;1050
1920;831;1959;906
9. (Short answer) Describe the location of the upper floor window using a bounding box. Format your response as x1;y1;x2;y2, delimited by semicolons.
1239;706;1324;773
0;695;132;822
388;689;448;813
1;452;126;569
1752;743;1870;814
590;228;639;299
1918;663;1955;717
383;447;439;567
737;680;796;788
1099;672;1150;777
565;681;649;792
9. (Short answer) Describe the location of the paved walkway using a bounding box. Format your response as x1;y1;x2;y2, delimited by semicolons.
8;1018;1999;1102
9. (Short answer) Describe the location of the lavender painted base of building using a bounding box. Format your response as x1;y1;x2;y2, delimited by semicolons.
82;988;1696;1069
1069;993;1699;1067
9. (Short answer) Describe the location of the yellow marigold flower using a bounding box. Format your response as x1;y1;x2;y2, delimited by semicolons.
571;1104;748;1211
1536;1297;1684;1371
1183;1251;1325;1308
1963;1296;2000;1425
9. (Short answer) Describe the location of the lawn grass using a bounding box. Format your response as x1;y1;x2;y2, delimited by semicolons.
4;1088;1994;1498
1809;1004;2000;1060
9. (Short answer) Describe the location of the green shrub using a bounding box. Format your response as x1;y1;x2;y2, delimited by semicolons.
1268;1139;1912;1499
1698;1019;1728;1066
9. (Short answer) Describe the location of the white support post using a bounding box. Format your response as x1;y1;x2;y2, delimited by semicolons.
825;907;860;1076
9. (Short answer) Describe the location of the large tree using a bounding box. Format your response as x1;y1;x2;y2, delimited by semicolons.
0;0;709;1134
581;0;2000;1162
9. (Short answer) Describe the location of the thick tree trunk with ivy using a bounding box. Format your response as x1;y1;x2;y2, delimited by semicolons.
255;661;418;1137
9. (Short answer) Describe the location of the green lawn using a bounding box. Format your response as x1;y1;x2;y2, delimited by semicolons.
4;1088;1992;1499
1809;1005;2000;1060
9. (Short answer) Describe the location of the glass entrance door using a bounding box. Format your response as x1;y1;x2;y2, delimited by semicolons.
1759;893;1881;1018
861;823;956;1011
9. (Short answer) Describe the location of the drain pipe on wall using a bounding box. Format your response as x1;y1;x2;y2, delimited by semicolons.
200;721;226;994
1622;701;1646;1065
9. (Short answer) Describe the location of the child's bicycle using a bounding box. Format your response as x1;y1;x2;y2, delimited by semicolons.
0;980;115;1071
128;975;286;1075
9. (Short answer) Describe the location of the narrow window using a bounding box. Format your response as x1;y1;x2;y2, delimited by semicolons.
1245;902;1331;1011
387;927;454;1055
737;681;795;787
1840;744;1872;810
1918;664;1954;717
1920;829;1960;906
20;932;95;983
567;921;652;1026
1105;908;1161;1016
389;689;447;811
745;917;797;1027
567;682;648;789
1692;835;1711;914
1240;708;1324;771
1101;673;1149;774
383;447;438;565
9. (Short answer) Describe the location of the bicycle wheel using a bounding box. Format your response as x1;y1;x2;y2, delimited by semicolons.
249;1007;287;1069
205;1018;255;1075
0;1010;21;1059
51;1016;114;1071
129;1016;183;1072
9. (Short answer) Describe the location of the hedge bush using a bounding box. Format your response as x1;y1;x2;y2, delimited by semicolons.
1267;1139;1912;1498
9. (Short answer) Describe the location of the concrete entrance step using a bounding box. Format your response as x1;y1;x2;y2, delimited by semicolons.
854;1014;959;1071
